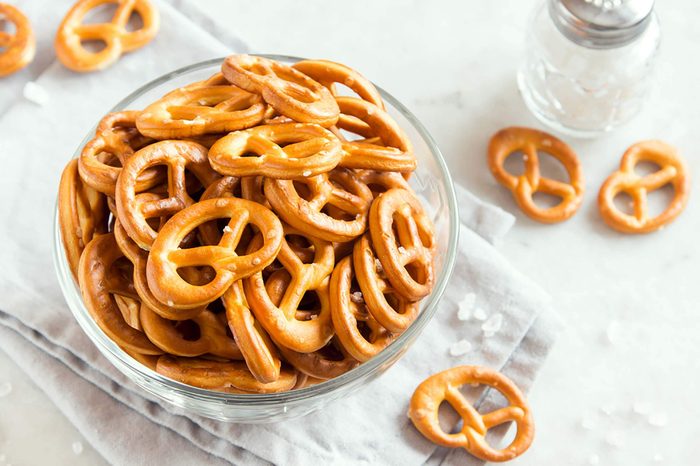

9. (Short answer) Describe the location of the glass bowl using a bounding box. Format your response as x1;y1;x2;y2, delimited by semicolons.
53;55;459;423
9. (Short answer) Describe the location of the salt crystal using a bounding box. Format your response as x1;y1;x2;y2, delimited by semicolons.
457;293;476;321
166;300;174;307
23;82;50;106
580;415;595;430
473;308;487;321
350;291;364;304
542;139;552;147
605;430;624;448
606;320;622;344
600;404;615;416
71;441;83;455
588;453;600;465
632;400;652;415
252;257;261;265
648;411;668;427
449;339;472;357
223;225;233;234
302;170;312;177
398;246;407;255
374;258;384;273
267;230;278;239
0;381;12;397
309;314;318;320
482;313;503;334
216;199;227;207
653;453;664;462
522;154;529;161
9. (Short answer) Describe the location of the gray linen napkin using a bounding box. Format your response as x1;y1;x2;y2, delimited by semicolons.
0;1;559;464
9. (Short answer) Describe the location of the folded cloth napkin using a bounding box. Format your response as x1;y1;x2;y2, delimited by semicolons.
0;1;560;465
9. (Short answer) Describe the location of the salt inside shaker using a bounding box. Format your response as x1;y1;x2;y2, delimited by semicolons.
517;0;660;138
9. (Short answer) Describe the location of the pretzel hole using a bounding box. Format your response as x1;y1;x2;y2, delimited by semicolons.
0;19;16;36
612;191;636;216
124;11;144;32
292;180;314;201
532;191;563;209
298;290;321;315
405;261;428;285
207;298;226;314
536;151;570;183
82;4;118;24
634;160;662;177
80;39;108;54
286;234;316;264
177;266;216;286
322;204;356;221
438;400;461;434
171;319;202;341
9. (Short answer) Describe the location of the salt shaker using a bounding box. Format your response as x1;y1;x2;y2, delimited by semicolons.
517;0;660;138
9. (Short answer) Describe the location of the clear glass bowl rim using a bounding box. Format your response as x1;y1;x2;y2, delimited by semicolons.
53;54;459;407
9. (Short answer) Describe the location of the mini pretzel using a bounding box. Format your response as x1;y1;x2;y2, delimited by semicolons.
222;54;340;127
140;304;242;359
0;3;35;77
353;234;419;332
240;176;271;208
292;59;385;109
277;338;359;380
357;169;411;198
55;0;160;72
208;123;342;179
58;159;109;279
488;127;584;223
334;97;416;173
330;256;395;362
136;84;266;139
598;140;689;234
147;197;283;309
156;356;297;394
222;281;282;383
78;233;163;355
244;226;335;353
369;188;435;302
265;168;374;242
115;140;220;249
79;111;157;196
409;366;534;463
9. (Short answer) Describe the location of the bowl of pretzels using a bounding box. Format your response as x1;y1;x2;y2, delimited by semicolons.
54;54;459;422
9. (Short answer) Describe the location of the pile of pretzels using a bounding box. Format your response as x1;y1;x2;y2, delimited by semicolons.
58;55;437;393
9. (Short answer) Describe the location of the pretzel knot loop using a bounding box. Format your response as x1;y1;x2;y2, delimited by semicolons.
0;3;36;77
488;127;584;223
409;366;535;463
598;140;689;233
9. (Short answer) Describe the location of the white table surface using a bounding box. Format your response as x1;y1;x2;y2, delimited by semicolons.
2;1;699;464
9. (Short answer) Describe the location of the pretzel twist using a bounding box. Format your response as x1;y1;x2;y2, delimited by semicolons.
488;127;584;223
409;366;535;462
598;140;689;233
0;3;35;76
55;0;160;72
277;338;359;380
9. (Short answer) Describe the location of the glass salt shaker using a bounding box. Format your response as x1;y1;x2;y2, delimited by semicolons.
517;0;660;138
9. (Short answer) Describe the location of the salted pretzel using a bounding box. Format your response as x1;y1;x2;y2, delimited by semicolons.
115;140;220;249
357;169;411;198
58;159;109;279
114;294;141;329
409;366;535;462
353;234;420;332
277;338;359;380
240;176;271;208
78;233;163;355
334;97;416;173
292;59;385;109
369;188;435;302
140;304;242;359
222;281;282;383
222;54;340;127
55;0;160;72
0;3;35;76
265;167;374;242
488;127;584;223
330;256;395;362
136;84;266;139
208;123;342;179
156;356;297;394
598;140;689;234
79;111;157;196
147;197;283;309
244;226;335;353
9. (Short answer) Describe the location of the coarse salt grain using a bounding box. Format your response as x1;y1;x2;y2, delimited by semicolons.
23;82;50;106
302;170;312;177
449;339;472;357
166;300;174;307
71;441;84;455
350;291;364;304
0;381;12;398
223;225;233;234
457;293;476;321
481;313;503;334
472;307;488;321
216;199;227;207
375;258;384;273
648;411;668;427
309;314;318;320
252;257;261;265
600;404;615;416
397;246;407;254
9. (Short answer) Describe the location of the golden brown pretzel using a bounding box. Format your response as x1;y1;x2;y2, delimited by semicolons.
136;83;266;139
369;188;435;302
115;140;220;249
140;304;242;359
208;123;342;178
55;0;159;72
222;281;282;383
120;345;159;370
78;233;162;355
147;197;283;309
488;127;584;223
357;169;411;198
156;356;297;394
222;54;340;127
353;234;420;332
58;159;109;279
598;140;689;234
265;168;374;242
114;294;141;329
292;59;385;109
78;111;157;196
244;227;335;353
197;176;242;245
409;366;535;462
240;176;271;208
277;338;358;380
329;256;395;362
0;3;35;76
334;97;416;173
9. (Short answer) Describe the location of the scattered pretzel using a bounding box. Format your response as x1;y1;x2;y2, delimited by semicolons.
598;140;689;234
409;366;535;462
55;0;160;72
0;3;35;76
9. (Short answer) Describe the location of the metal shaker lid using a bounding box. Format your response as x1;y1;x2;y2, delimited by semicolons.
549;0;655;48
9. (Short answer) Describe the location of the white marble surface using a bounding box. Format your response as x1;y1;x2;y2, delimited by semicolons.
2;0;700;464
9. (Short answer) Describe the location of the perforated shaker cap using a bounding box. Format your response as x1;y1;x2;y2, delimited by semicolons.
549;0;655;48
